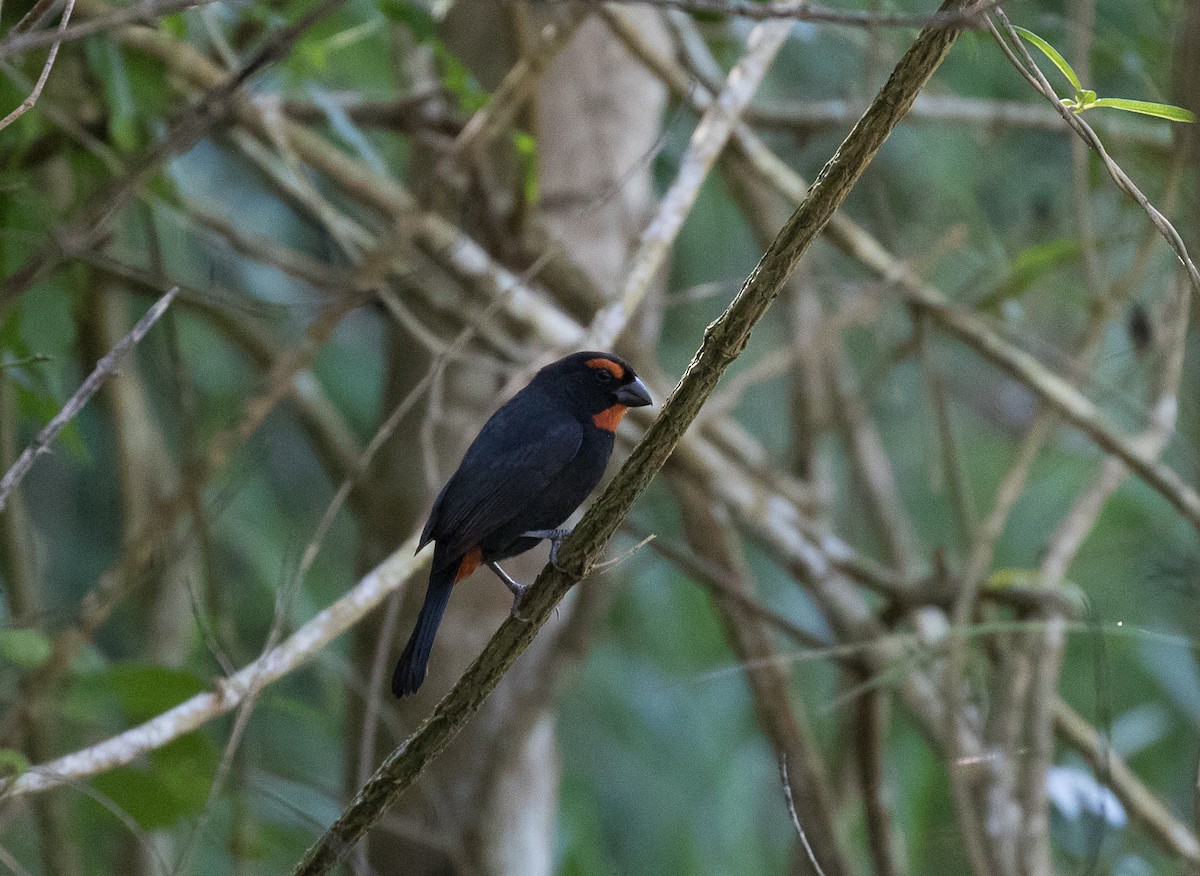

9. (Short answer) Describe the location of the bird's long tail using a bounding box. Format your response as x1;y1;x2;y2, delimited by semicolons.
393;547;482;696
392;569;453;697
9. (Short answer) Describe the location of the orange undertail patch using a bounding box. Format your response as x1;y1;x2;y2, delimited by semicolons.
455;547;483;583
592;404;629;433
585;357;626;380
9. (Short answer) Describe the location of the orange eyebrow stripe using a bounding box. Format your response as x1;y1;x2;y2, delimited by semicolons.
454;547;483;583
585;357;625;379
592;404;628;433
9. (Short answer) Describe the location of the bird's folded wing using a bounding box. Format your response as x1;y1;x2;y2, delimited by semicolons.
429;411;583;566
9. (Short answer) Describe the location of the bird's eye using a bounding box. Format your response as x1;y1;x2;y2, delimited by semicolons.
594;369;615;383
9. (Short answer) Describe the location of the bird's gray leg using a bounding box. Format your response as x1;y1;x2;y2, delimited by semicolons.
488;561;529;617
520;528;572;569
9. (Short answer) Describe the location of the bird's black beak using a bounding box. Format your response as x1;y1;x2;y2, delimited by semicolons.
615;376;652;408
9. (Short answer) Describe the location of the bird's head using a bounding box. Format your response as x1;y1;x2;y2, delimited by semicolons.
537;351;652;431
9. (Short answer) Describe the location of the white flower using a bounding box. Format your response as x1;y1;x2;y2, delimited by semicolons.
1046;764;1127;827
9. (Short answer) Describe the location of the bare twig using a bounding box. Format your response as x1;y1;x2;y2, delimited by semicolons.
441;8;589;175
0;0;75;134
854;684;905;876
9;0;60;35
745;94;1173;148
585;17;793;349
825;342;917;574
591;0;994;29
0;0;227;58
988;9;1200;298
0;287;176;514
352;589;404;871
779;753;830;876
0;533;426;798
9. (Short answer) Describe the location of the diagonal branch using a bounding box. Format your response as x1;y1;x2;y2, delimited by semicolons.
0;0;74;133
0;534;426;798
598;0;993;28
585;17;793;348
987;9;1200;298
291;3;975;871
0;287;176;514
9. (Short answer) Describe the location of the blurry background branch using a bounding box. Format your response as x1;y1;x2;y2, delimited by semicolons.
0;287;176;513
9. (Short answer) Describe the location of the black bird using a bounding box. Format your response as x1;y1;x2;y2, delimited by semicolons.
393;352;652;696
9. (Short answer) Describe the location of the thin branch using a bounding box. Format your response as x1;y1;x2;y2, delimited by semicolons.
0;0;226;58
585;17;793;348
1056;700;1200;864
825;340;917;574
441;8;589;175
854;684;905;876
0;533;426;798
779;753;830;876
988;9;1200;299
0;287;176;514
0;0;75;134
591;0;994;29
171;568;298;876
9;0;60;35
637;524;826;649
915;315;977;548
745;94;1173;148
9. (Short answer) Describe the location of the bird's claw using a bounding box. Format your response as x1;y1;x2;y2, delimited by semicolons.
521;528;572;571
510;585;533;622
489;561;533;620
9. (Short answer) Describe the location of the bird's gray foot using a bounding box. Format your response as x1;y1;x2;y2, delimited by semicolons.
521;528;572;569
488;561;530;619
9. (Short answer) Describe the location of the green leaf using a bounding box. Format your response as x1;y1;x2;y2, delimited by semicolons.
985;568;1041;589
160;11;187;38
92;765;193;828
1088;98;1196;123
0;748;30;777
1012;26;1082;92
18;280;75;384
149;733;218;816
379;0;436;40
88;731;216;829
84;38;139;151
0;353;51;371
433;44;488;114
0;627;53;668
513;130;539;205
973;237;1081;313
107;663;208;723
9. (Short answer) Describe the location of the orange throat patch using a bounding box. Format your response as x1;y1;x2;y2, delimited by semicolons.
455;547;483;583
592;404;629;433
